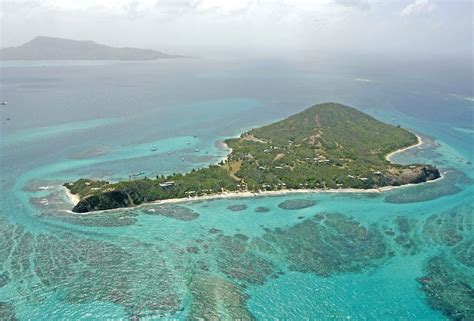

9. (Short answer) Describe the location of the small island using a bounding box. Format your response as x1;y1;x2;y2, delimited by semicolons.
0;36;187;61
65;103;440;213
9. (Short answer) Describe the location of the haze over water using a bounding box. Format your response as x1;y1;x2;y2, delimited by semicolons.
0;56;473;319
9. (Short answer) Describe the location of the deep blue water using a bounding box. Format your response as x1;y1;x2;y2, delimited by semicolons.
0;57;472;320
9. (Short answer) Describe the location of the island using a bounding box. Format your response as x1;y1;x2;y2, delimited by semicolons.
65;103;440;213
0;36;187;60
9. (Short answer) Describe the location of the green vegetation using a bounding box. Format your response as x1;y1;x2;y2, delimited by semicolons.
66;103;440;213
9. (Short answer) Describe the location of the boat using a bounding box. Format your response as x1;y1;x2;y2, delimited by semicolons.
1;102;7;105
186;142;191;145
195;149;200;152
151;147;158;152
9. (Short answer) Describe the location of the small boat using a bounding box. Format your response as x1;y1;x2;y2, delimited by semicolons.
181;157;185;161
186;142;191;145
168;152;172;155
151;147;158;152
1;102;7;105
195;149;200;152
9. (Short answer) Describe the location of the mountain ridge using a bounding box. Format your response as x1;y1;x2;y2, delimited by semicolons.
0;36;188;60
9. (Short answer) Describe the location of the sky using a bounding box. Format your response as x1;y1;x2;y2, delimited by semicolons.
1;0;473;58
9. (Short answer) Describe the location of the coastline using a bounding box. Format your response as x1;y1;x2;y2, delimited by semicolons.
63;132;441;214
64;186;80;206
385;134;423;162
63;173;444;215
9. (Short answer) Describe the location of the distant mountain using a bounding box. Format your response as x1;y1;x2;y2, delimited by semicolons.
0;36;187;60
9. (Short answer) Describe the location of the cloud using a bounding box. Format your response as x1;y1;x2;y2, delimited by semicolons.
333;0;370;10
1;0;471;58
401;0;436;16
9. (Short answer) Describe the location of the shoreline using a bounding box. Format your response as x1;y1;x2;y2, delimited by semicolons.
63;132;440;214
385;134;423;162
63;173;444;215
63;186;80;206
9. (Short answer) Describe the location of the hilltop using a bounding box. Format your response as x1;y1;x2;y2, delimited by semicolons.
66;103;440;213
0;36;186;60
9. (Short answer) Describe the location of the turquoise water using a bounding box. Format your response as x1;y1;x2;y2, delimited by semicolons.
0;58;472;320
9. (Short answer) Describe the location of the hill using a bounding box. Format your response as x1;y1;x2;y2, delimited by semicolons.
66;103;440;213
0;36;186;60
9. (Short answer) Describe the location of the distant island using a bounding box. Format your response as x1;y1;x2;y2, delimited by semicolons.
0;36;187;60
65;103;440;213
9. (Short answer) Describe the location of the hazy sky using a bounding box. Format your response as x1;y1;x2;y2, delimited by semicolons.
1;0;472;58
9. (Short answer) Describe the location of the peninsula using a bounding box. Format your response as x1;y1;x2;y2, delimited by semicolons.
65;103;440;213
0;36;186;60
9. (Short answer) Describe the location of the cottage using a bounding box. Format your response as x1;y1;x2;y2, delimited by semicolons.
159;181;175;188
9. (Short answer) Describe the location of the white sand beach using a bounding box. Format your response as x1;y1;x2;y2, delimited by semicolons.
385;134;424;162
64;134;443;214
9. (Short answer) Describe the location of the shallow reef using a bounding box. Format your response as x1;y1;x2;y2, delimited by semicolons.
422;204;473;247
0;302;16;320
212;234;276;285
452;240;474;268
227;204;248;212
259;213;386;276
418;254;474;320
60;210;139;227
0;218;185;319
208;228;222;234
2;199;473;319
384;169;471;204
390;216;421;254
0;272;10;288
277;199;317;210
146;205;200;221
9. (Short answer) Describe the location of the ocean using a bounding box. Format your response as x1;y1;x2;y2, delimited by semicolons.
0;56;472;319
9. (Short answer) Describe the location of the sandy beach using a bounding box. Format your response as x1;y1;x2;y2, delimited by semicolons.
64;133;440;214
63;174;444;215
385;134;423;162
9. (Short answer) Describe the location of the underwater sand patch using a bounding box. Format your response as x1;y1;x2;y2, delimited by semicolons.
69;145;111;159
188;275;254;320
